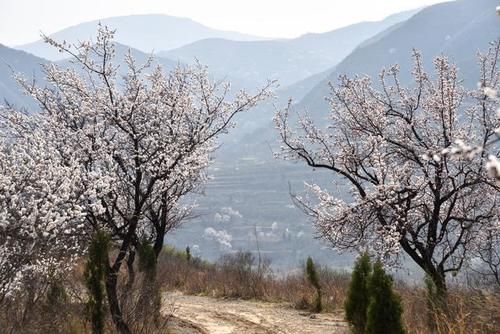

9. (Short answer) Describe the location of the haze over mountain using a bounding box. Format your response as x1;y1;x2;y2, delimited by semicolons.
161;9;419;87
0;44;48;109
166;0;499;269
287;9;420;69
1;0;498;269
299;0;499;115
16;14;265;61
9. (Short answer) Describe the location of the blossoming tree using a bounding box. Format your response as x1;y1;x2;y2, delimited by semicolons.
275;41;500;296
7;25;272;333
0;108;85;300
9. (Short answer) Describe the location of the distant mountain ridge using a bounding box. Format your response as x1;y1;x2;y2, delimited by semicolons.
161;9;420;88
0;44;48;109
56;42;179;73
0;42;180;111
15;14;266;61
298;0;499;115
287;9;421;69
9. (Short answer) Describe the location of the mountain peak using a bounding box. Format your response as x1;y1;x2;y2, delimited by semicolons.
15;14;265;61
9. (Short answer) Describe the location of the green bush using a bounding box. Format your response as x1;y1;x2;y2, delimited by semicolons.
306;257;322;313
365;260;405;334
344;252;372;334
84;230;109;334
345;253;405;334
186;246;192;263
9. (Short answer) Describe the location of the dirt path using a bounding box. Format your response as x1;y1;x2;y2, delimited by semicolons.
164;292;348;334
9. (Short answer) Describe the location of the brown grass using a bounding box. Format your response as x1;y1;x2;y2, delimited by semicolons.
158;248;500;333
1;246;498;333
398;284;500;334
157;247;350;312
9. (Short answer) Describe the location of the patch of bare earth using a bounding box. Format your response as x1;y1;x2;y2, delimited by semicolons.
163;292;348;334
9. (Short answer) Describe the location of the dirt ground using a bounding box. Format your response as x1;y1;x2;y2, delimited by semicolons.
163;292;348;334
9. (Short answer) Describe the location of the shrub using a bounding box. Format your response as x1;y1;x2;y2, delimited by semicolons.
84;230;109;334
306;257;322;313
365;260;405;334
344;252;372;334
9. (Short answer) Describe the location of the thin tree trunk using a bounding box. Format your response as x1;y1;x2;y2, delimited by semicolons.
125;250;136;290
153;224;166;259
105;269;131;334
428;268;447;303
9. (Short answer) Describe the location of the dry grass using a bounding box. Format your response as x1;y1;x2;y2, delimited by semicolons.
157;248;351;312
398;284;500;334
158;248;500;333
1;246;498;333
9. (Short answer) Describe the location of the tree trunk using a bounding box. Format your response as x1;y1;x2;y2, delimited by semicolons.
153;225;166;259
125;250;136;290
425;268;447;332
105;269;131;334
427;267;447;302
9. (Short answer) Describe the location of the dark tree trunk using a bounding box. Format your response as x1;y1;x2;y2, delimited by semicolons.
153;227;165;260
125;250;136;290
153;194;169;260
105;269;131;334
427;267;447;304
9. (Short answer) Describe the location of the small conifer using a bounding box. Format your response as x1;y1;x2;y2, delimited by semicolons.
186;246;191;263
306;256;322;313
365;260;405;334
84;230;109;334
344;252;371;334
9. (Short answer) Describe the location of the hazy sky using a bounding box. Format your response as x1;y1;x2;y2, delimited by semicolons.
0;0;447;46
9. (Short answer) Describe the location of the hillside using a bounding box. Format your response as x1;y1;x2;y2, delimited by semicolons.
16;14;265;61
0;44;48;109
299;0;500;115
161;10;419;87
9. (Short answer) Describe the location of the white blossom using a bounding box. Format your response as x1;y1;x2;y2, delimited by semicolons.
275;41;500;288
2;25;272;298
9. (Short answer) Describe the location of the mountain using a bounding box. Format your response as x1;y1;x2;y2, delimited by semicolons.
161;10;419;88
299;0;500;115
0;41;180;112
56;42;179;74
162;38;328;87
16;14;265;61
0;44;48;109
288;9;420;69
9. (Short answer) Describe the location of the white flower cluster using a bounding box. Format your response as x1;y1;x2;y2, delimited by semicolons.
1;25;272;297
0;110;86;297
203;227;233;250
275;42;500;278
